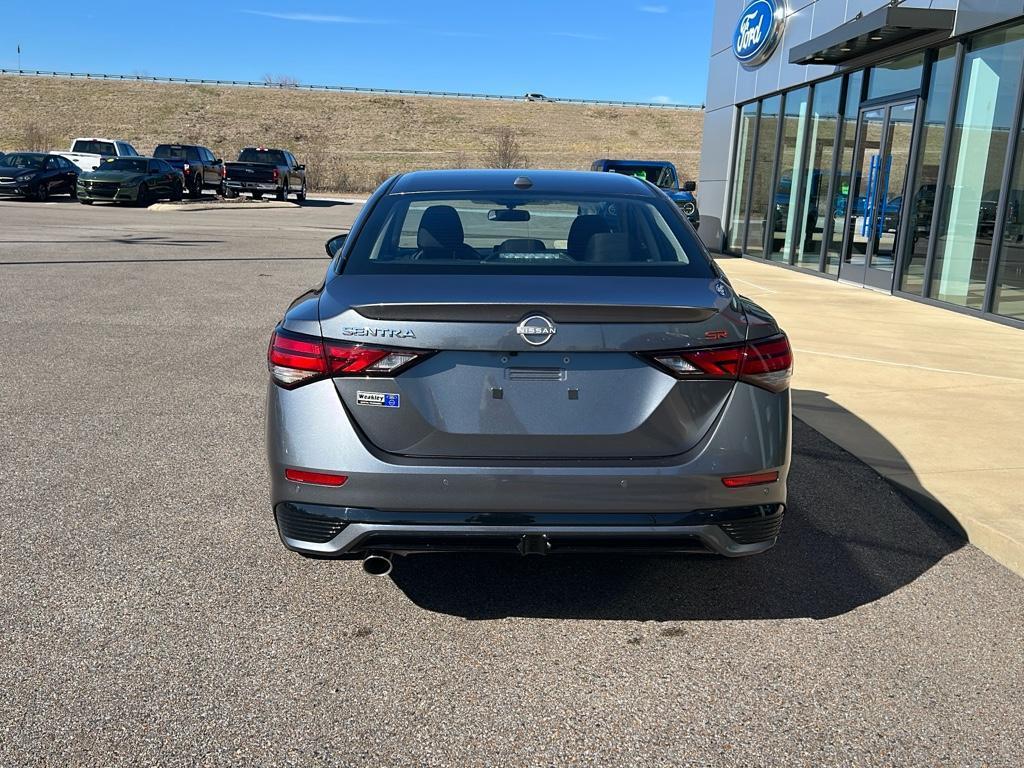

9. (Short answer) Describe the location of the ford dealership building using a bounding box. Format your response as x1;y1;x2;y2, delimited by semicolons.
699;0;1024;327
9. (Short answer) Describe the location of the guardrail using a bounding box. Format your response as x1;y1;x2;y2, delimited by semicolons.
0;68;702;111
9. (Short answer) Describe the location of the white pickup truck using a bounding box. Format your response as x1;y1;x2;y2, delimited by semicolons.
52;138;140;173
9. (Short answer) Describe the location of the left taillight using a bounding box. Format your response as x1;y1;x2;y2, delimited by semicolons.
644;334;793;393
267;327;430;389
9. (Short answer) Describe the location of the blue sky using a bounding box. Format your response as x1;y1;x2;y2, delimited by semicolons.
0;1;714;104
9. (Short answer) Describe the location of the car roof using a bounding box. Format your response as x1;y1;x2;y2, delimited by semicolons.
388;169;658;196
155;143;203;148
4;152;47;158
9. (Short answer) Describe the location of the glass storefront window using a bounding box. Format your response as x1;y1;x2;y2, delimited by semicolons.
899;46;957;295
931;25;1024;309
769;87;810;262
826;71;864;275
992;108;1024;321
727;102;759;252
745;95;781;258
867;52;926;100
793;78;841;270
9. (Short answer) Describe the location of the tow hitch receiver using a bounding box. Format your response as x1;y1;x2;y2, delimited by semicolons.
517;533;551;556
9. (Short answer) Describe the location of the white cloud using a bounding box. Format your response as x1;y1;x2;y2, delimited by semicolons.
549;31;608;41
651;95;673;104
640;5;669;13
243;10;385;24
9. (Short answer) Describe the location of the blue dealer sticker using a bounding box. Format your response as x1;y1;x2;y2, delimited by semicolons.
356;391;401;408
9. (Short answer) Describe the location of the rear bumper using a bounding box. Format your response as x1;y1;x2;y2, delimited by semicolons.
275;502;785;557
267;378;792;557
224;180;278;192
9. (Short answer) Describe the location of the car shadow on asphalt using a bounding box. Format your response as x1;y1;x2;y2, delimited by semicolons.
300;198;356;208
389;400;966;621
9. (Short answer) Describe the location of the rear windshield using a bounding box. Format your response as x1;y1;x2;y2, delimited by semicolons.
99;158;148;173
603;163;676;189
72;140;117;156
342;192;712;278
154;145;199;161
238;148;286;165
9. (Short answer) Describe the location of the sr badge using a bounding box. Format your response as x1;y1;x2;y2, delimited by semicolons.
357;391;400;408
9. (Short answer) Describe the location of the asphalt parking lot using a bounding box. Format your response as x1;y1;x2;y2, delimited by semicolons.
2;197;1023;767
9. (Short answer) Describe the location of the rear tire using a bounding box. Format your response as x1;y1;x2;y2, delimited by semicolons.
223;185;237;199
171;182;183;202
189;175;202;198
253;192;263;200
277;184;288;202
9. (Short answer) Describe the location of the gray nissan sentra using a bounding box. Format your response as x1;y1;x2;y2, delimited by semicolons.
266;169;792;575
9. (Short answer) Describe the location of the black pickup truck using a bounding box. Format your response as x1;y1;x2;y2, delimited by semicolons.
154;144;223;198
222;147;306;202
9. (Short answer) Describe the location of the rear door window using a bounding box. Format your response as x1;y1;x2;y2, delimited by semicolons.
73;140;116;155
238;149;287;165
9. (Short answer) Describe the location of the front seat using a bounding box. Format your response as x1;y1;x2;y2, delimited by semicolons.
567;215;612;260
416;205;478;260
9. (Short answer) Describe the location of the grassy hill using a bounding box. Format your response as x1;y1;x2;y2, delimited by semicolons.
0;75;704;192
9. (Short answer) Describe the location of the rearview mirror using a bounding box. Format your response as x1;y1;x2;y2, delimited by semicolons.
488;208;531;222
682;180;697;192
326;233;348;259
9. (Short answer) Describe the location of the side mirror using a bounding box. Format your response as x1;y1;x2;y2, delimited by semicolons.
682;180;697;192
326;233;348;259
296;164;305;171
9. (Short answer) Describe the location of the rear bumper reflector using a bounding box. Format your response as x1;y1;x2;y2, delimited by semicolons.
284;469;349;487
721;471;779;488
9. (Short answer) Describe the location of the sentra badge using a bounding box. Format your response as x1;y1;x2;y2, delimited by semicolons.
342;327;417;339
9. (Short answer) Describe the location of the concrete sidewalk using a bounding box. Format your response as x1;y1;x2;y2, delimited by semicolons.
718;256;1024;577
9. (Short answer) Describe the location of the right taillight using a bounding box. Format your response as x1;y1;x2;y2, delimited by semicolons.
268;327;431;389
646;334;793;393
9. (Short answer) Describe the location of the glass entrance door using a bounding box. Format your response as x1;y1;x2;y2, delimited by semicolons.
839;100;918;289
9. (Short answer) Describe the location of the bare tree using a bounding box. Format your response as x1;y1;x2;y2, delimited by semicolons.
22;122;57;151
263;74;300;87
483;127;528;169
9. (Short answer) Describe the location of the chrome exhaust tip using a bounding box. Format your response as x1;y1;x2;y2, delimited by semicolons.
362;553;393;577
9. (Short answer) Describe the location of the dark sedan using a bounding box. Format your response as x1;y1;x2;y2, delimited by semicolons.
0;153;79;201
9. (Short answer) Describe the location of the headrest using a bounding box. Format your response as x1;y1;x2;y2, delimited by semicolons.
417;205;465;250
584;233;633;262
567;215;611;258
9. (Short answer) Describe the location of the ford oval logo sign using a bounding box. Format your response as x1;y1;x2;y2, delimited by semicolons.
734;0;786;69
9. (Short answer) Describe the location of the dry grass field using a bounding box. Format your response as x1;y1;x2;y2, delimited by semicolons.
0;75;704;192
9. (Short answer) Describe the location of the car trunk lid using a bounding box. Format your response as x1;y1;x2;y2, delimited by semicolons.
318;274;746;459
